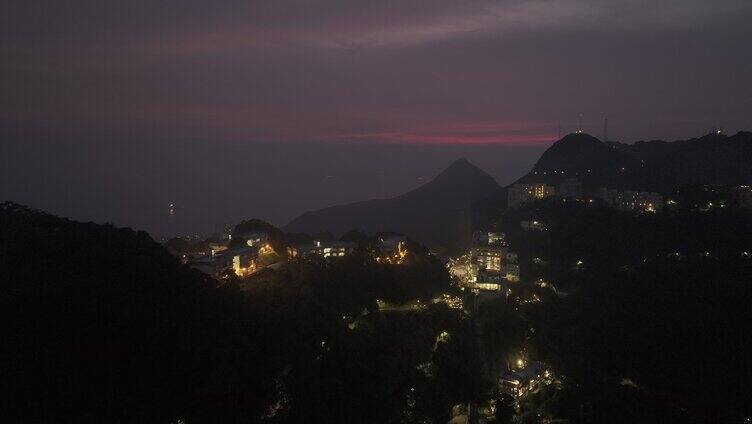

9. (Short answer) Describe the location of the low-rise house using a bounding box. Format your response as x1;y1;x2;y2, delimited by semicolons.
187;245;259;277
240;232;269;247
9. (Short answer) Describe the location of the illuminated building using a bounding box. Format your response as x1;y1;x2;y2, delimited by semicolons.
520;220;547;231
488;232;505;245
508;184;555;208
470;230;508;271
258;243;274;256
472;230;506;246
533;184;553;199
475;282;502;291
240;232;269;247
499;362;546;398
187;246;258;277
470;246;506;272
475;269;502;291
230;247;258;276
287;240;356;258
376;236;408;264
462;229;521;289
449;260;479;283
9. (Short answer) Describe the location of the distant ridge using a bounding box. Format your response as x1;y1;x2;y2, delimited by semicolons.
284;158;500;249
473;131;752;223
534;133;628;171
286;131;752;248
517;131;752;191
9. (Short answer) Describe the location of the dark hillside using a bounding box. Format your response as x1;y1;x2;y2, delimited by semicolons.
494;199;752;422
0;202;281;422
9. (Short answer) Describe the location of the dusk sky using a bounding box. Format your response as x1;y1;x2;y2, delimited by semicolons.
2;0;752;236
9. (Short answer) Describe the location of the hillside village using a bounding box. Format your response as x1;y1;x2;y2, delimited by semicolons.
5;131;752;424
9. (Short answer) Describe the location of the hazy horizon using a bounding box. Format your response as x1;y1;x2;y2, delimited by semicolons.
1;135;551;237
5;127;751;238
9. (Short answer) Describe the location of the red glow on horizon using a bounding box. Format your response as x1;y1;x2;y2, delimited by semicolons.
336;121;558;145
343;132;557;145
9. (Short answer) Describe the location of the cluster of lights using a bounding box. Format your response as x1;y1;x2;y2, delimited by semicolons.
234;262;257;277
519;294;542;305
375;248;408;264
376;299;427;312
534;169;568;175
232;243;276;277
258;243;275;255
431;293;463;310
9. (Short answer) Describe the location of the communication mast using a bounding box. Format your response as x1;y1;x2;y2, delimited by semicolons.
168;203;176;237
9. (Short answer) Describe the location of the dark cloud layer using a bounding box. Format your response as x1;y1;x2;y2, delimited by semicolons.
2;0;751;234
4;0;751;143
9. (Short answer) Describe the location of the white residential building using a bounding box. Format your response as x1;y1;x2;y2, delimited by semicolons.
508;184;555;208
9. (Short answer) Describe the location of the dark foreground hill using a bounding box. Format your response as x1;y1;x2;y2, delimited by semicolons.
285;158;500;250
0;202;284;422
0;202;478;423
494;199;752;422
